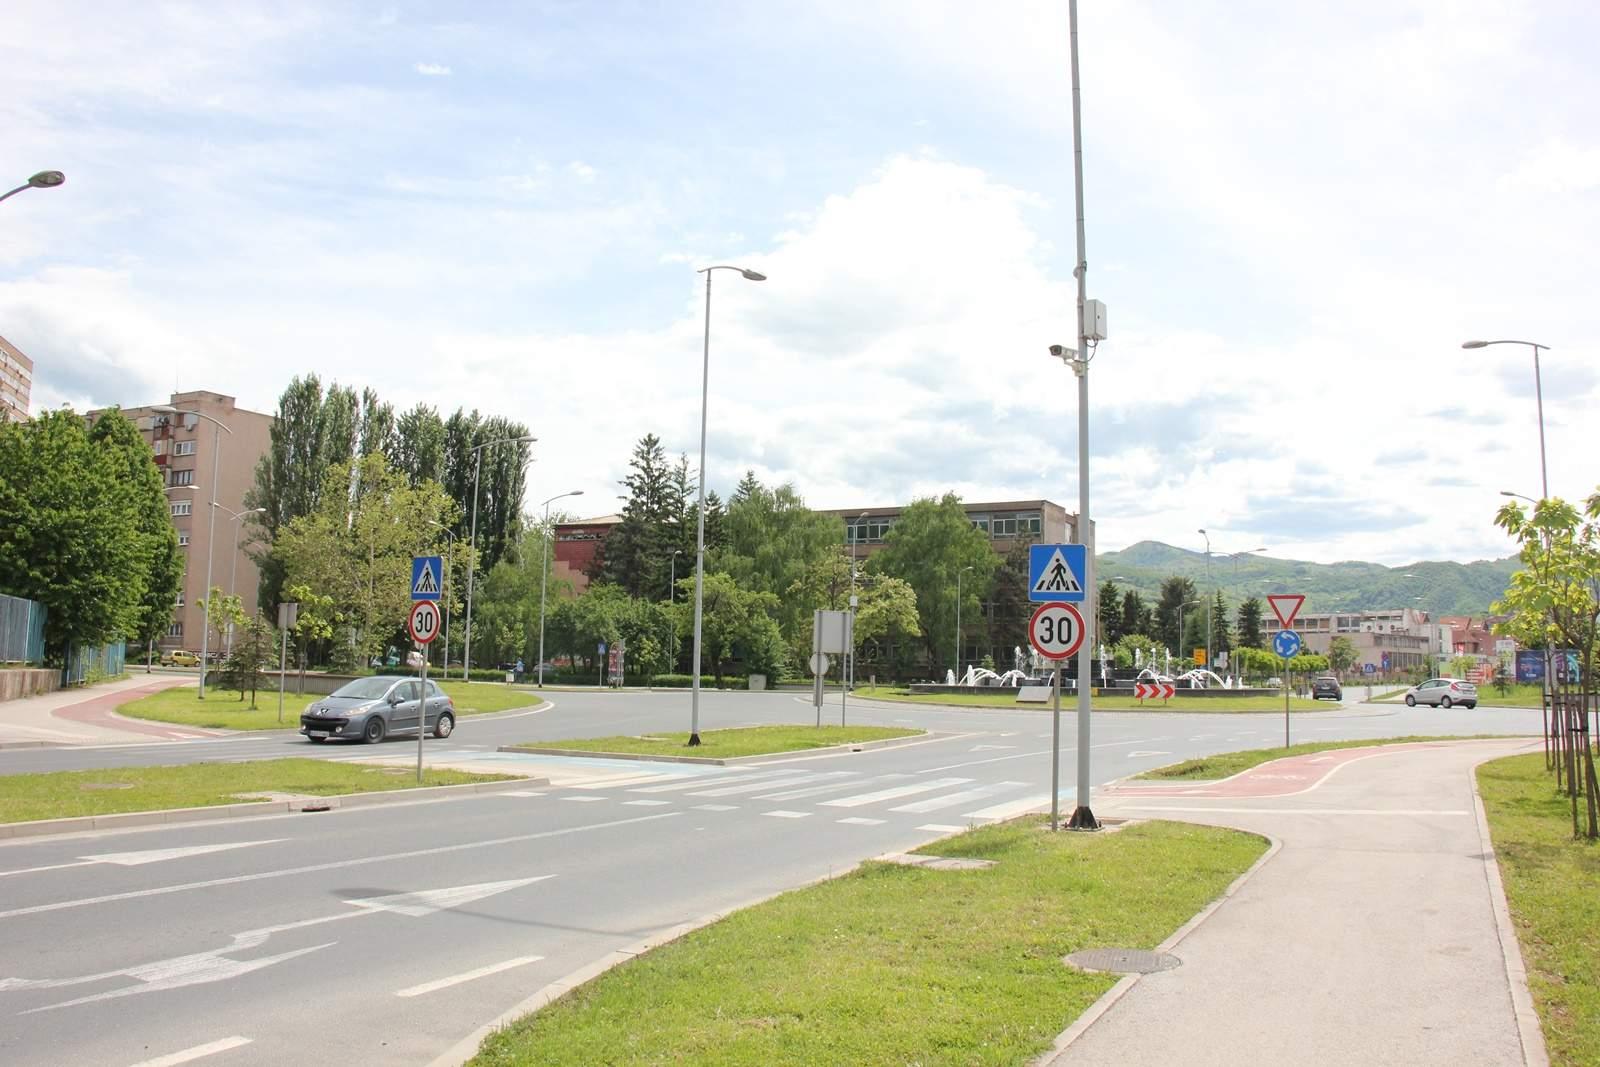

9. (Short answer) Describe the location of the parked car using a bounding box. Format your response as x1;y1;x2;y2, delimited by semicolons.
1403;677;1478;710
300;675;456;744
1311;676;1343;701
160;649;200;667
1263;677;1283;689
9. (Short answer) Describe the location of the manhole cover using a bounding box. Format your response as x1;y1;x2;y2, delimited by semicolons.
1065;948;1182;974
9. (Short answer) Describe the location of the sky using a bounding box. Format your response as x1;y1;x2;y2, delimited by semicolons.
3;1;1596;567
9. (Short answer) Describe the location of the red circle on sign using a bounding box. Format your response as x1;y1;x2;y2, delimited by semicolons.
1028;602;1085;660
408;600;440;645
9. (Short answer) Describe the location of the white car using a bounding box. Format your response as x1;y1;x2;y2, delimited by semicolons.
1404;677;1478;710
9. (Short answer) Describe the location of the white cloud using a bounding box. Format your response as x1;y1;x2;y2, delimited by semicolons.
414;62;452;76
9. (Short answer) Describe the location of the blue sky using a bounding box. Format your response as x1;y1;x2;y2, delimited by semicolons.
3;1;1597;566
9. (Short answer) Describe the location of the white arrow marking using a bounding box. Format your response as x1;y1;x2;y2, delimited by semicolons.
969;744;1016;751
0;839;285;880
3;876;552;1013
130;1036;254;1067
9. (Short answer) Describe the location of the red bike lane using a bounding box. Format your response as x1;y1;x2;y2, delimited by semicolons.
1102;742;1461;799
51;677;227;741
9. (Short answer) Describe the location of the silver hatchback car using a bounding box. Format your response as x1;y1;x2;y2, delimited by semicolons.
300;675;457;743
1403;677;1478;710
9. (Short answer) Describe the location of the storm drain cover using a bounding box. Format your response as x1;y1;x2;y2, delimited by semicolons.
1065;948;1182;974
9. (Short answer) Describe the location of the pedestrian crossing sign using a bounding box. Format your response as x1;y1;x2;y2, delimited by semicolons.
1028;543;1087;603
411;555;443;601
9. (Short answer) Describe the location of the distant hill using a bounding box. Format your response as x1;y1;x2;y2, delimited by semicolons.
1097;542;1518;616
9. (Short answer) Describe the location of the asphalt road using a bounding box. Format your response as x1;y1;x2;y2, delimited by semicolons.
0;689;1545;1066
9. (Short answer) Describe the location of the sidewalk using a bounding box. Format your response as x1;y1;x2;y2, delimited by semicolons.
1044;737;1547;1067
0;674;212;745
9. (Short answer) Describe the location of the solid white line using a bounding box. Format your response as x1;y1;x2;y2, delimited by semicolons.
821;778;974;808
623;799;671;806
1111;805;1472;816
918;824;967;832
837;817;884;825
0;812;678;922
501;791;545;798
127;1036;252;1067
561;796;607;803
396;955;544;998
691;804;738;812
763;810;810;819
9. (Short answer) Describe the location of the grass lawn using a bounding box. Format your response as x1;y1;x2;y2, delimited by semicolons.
470;817;1265;1067
1478;752;1600;1066
1372;683;1545;708
1136;735;1516;781
518;725;922;759
854;685;1322;713
117;680;543;731
0;758;515;823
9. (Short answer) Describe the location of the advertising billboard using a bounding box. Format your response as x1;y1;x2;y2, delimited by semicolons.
1515;650;1545;684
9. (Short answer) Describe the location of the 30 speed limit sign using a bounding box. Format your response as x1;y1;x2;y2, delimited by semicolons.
1028;602;1085;660
407;599;441;645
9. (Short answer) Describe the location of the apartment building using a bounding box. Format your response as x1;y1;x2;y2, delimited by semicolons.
88;391;274;652
0;334;33;423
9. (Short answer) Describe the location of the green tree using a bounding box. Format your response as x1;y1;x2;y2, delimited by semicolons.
1098;579;1125;648
988;538;1035;665
1235;646;1280;681
1210;589;1232;668
600;434;679;597
0;411;147;660
1113;633;1164;671
392;404;446;487
1328;636;1360;676
283;583;339;673
357;387;396;458
869;494;998;670
1236;596;1266;650
442;411;532;574
1120;588;1152;641
677;572;782;686
202;586;246;669
1154;576;1199;654
221;613;277;707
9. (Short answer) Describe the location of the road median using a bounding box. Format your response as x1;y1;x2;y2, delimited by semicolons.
505;725;923;764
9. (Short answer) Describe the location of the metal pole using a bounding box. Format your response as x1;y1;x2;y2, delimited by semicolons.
538;501;552;688
441;537;452;672
418;648;427;784
690;271;713;745
841;611;850;727
277;620;288;725
464;446;483;680
1284;661;1291;747
1067;0;1097;830
955;569;963;681
226;515;243;657
1051;661;1062;831
1531;344;1549;499
199;423;221;698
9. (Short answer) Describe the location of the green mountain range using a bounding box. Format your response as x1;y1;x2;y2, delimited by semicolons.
1098;542;1519;617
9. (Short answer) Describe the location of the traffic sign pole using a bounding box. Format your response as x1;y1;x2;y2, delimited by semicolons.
418;642;427;784
1051;662;1062;832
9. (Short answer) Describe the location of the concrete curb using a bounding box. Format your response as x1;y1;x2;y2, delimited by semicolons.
0;741;67;750
1470;755;1551;1067
1033;830;1284;1065
498;732;930;766
0;776;548;842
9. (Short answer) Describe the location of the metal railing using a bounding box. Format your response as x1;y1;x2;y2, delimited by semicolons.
0;593;46;664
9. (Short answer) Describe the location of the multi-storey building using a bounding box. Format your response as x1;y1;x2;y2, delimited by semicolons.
1262;606;1434;675
0;334;33;423
87;391;274;652
550;514;623;595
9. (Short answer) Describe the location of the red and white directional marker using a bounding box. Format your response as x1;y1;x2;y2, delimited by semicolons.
1028;602;1086;661
1134;681;1175;700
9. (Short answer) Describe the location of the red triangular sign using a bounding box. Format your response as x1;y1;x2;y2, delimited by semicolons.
1266;594;1305;628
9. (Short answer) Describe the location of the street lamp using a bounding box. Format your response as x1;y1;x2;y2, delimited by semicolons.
463;433;537;678
689;263;767;746
669;548;682;603
0;170;65;206
954;565;974;681
153;404;231;698
1463;340;1550;498
848;511;868;692
537;490;583;688
216;504;265;655
428;521;455;673
1198;529;1212;674
1500;490;1539;505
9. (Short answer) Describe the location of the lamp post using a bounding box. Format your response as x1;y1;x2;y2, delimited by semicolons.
1197;529;1212;673
689;263;767;746
537;490;583;688
848;512;868;692
428;521;455;673
153;405;231;698
152;486;196;672
0;170;65;206
1463;340;1550;499
954;565;974;681
217;504;265;656
464;433;536;679
669;549;681;603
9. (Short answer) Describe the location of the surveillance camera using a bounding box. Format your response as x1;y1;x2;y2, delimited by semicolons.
1049;344;1074;358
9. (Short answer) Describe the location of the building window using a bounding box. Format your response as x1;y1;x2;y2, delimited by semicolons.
167;622;184;638
169;468;195;486
152;439;167;456
173;440;196;456
178;534;190;547
969;515;990;534
175;591;185;607
171;501;192;517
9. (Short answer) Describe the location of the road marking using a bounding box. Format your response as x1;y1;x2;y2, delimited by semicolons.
752;774;884;801
963;794;1055;820
561;796;607;802
1126;750;1171;758
918;824;967;833
821;778;974;808
627;770;796;793
1111;805;1472;816
918;737;1158;774
837;817;884;826
691;804;738;812
623;799;671;806
970;744;1016;751
395;955;544;998
890;782;1026;814
569;772;682;790
0;813;676;922
686;771;848;798
501;791;545;798
763;810;810;819
127;1036;253;1066
0;839;285;880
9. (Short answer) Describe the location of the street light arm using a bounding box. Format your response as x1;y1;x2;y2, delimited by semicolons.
152;406;234;435
1462;339;1549;351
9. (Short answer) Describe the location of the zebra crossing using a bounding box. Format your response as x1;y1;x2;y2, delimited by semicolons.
498;762;1069;826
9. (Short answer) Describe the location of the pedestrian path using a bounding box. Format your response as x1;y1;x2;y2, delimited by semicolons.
0;675;207;745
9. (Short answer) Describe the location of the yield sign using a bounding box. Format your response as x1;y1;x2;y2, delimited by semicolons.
1266;593;1305;628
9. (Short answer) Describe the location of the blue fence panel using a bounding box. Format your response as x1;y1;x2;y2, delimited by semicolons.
0;593;46;664
63;641;127;686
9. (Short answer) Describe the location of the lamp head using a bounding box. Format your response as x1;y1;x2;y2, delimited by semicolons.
28;171;65;189
1461;340;1489;349
740;269;767;282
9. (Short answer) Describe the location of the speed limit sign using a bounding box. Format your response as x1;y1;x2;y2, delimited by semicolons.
408;599;441;645
1028;602;1085;660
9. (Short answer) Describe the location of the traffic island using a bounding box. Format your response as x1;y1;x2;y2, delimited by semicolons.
463;817;1266;1066
115;680;547;731
504;725;923;764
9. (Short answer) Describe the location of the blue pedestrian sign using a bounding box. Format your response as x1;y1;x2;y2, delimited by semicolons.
1028;543;1087;603
1273;629;1302;659
411;555;443;601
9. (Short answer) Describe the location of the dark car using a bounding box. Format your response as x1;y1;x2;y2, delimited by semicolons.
1311;676;1343;701
300;675;456;744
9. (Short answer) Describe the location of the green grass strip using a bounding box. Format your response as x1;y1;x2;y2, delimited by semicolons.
1137;735;1517;781
520;725;920;759
470;818;1266;1066
1478;753;1600;1066
1371;683;1545;708
117;680;541;731
0;758;516;823
854;686;1322;712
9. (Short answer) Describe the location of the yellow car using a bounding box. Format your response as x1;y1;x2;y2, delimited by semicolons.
161;650;200;667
